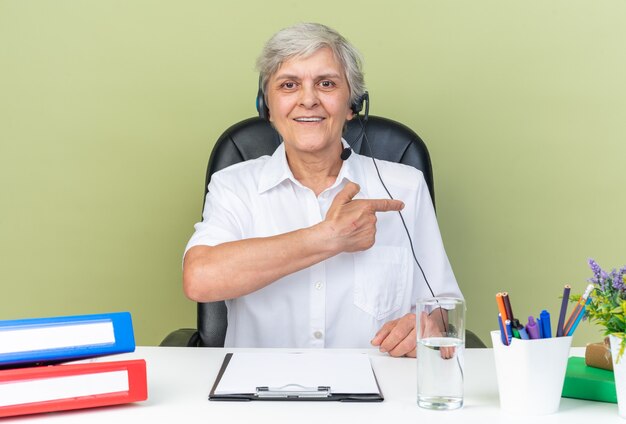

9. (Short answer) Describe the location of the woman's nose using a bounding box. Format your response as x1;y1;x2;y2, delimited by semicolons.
298;83;319;109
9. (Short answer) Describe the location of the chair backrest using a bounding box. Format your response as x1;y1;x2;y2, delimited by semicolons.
197;115;433;347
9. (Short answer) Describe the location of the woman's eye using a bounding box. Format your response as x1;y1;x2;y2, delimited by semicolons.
281;82;296;89
319;80;335;88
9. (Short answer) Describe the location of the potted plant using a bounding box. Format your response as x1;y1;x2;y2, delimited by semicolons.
576;259;626;418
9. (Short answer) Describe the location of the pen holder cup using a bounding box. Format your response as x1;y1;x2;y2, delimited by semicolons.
491;331;572;416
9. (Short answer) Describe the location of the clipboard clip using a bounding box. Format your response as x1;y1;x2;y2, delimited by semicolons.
256;384;331;398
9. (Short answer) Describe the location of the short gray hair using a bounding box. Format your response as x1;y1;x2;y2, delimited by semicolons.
256;23;366;107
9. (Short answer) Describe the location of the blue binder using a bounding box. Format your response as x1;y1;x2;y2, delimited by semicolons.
0;312;135;366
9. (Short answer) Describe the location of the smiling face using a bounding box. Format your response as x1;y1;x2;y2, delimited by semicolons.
265;47;353;160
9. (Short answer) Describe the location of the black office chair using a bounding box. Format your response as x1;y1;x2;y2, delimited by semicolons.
162;116;486;349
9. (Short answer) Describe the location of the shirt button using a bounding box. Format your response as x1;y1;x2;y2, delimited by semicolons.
315;281;324;290
313;331;323;339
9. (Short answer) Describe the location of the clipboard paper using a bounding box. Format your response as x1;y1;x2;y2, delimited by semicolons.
209;352;383;402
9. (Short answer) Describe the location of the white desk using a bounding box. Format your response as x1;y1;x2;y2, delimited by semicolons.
2;346;621;423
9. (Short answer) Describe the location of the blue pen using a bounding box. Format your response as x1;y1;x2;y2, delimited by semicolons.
540;310;552;338
518;326;530;340
505;320;513;345
568;298;591;336
498;314;508;345
537;316;544;338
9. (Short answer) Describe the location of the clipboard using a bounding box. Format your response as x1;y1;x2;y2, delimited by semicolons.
209;352;384;402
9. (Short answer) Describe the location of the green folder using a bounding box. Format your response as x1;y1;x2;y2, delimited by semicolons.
562;356;617;403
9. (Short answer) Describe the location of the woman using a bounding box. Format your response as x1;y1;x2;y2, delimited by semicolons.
183;23;462;357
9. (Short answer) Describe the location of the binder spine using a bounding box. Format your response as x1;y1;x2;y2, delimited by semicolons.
0;312;136;366
0;359;147;418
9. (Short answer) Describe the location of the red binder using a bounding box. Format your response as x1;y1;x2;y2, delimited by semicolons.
0;359;147;418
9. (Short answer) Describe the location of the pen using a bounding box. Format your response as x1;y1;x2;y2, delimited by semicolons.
526;316;540;339
512;326;521;339
518;326;530;340
567;297;591;336
537;316;544;338
556;285;571;337
512;319;529;340
540;310;552;338
563;284;594;336
505;320;513;345
498;313;508;345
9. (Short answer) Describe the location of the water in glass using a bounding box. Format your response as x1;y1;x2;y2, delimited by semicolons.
417;336;464;410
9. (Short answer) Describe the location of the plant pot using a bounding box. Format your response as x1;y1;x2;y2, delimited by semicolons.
609;334;626;419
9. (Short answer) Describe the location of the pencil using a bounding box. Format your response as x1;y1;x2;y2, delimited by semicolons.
563;284;594;336
567;297;591;336
502;292;515;322
496;293;509;342
556;284;571;337
562;304;582;336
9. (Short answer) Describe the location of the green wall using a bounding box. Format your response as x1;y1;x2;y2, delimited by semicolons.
1;0;624;346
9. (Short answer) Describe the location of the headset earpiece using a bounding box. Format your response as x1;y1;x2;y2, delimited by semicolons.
351;93;366;115
352;91;369;121
256;76;270;121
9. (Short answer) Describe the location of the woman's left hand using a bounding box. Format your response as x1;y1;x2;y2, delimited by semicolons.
370;313;416;357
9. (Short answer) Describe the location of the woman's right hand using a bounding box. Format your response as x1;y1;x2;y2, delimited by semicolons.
322;182;404;253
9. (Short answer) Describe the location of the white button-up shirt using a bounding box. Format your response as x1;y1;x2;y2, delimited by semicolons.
185;141;462;348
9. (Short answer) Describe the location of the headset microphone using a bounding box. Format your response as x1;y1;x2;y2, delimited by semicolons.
340;147;352;160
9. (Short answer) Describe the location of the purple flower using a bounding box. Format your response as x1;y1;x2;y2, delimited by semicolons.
588;258;603;284
589;258;602;277
588;258;607;290
615;266;626;293
611;269;625;291
587;259;626;294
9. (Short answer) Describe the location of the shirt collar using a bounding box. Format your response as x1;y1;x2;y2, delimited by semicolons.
257;142;292;194
257;139;364;195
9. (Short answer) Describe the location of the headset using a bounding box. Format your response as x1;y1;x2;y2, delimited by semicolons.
255;75;369;122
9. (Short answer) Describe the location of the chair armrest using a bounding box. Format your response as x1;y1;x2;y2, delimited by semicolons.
159;328;201;347
466;329;487;348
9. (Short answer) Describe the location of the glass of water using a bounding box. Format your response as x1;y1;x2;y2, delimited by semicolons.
416;297;465;410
